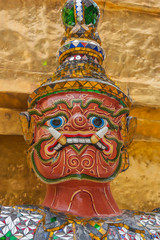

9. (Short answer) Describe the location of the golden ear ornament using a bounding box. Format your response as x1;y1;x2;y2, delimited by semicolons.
120;115;137;172
20;112;35;171
19;112;35;145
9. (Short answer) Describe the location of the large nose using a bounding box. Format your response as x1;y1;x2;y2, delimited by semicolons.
70;113;88;130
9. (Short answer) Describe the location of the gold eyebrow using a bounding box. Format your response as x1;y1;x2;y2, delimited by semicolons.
28;109;43;116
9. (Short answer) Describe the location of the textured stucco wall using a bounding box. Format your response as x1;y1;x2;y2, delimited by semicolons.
0;0;159;211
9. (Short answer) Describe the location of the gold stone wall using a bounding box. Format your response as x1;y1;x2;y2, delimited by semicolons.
0;0;160;211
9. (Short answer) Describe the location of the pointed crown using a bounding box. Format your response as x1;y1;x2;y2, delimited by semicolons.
59;0;104;64
28;0;131;109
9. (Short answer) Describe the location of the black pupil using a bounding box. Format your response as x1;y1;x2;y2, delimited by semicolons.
93;118;102;127
52;118;61;126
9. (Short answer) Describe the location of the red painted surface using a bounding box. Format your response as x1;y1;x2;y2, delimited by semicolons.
31;92;126;217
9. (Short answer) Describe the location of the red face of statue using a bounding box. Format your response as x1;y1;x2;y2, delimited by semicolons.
30;92;128;184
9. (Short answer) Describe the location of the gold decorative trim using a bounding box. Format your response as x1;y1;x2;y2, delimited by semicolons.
59;47;103;64
28;80;131;108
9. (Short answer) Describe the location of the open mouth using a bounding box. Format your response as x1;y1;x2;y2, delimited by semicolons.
49;137;106;152
45;127;111;155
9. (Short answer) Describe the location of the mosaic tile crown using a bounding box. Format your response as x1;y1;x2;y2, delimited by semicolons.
59;0;102;64
28;0;131;108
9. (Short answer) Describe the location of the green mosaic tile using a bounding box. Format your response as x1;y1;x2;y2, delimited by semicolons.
62;6;75;26
6;231;12;237
84;4;99;25
53;235;59;240
51;217;57;222
94;223;101;230
10;236;17;240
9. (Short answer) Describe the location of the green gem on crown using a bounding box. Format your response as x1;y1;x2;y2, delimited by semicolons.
62;0;99;27
84;3;99;26
62;4;75;26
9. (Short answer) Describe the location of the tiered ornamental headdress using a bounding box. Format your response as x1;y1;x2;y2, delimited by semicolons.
28;0;131;109
22;0;136;172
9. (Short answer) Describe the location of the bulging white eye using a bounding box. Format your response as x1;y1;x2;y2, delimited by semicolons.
90;116;108;128
46;116;65;129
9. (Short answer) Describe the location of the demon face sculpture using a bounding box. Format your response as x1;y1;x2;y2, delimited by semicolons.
20;91;135;184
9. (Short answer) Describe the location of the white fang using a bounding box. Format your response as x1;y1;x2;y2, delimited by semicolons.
96;127;108;138
48;127;61;139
